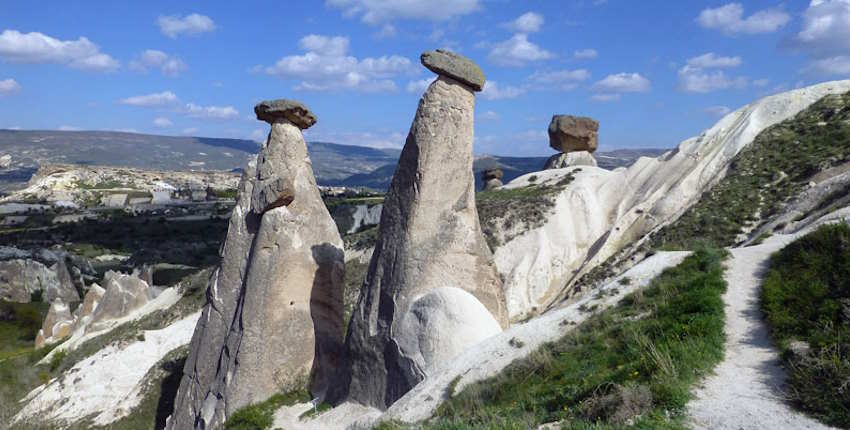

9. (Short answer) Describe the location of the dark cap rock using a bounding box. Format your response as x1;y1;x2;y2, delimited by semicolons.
482;167;503;180
420;49;485;92
548;115;599;153
254;99;317;129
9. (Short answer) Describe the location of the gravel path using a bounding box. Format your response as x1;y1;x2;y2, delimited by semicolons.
687;238;835;430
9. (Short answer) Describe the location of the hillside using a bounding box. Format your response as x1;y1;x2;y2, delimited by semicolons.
0;130;665;193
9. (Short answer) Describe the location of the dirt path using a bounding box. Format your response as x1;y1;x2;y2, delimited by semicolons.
687;238;834;429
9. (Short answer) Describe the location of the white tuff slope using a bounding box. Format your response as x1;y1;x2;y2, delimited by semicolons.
495;80;850;319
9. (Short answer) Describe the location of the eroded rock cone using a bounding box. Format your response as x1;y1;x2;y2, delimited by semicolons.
168;100;344;429
548;115;599;153
544;151;598;170
336;50;507;410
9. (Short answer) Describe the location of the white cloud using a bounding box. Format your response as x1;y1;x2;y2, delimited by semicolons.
685;53;742;68
574;49;598;59
0;78;21;95
153;117;173;128
678;53;748;93
157;13;216;38
591;93;621;102
697;3;790;34
481;81;526;100
478;110;500;121
592;73;650;93
375;24;397;38
488;34;553;66
262;34;412;92
752;78;770;87
130;49;187;77
0;30;119;71
528;69;589;91
704;105;732;117
793;1;850;76
119;91;179;107
505;12;544;33
406;78;434;93
182;127;199;135
326;0;479;24
184;103;239;120
58;125;80;131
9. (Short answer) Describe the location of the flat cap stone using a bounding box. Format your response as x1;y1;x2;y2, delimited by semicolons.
548;115;599;153
420;49;485;92
254;99;317;129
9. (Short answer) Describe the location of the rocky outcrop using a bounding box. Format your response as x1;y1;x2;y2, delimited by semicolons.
544;151;597;170
0;258;80;304
495;80;850;319
337;50;507;410
72;283;105;331
34;300;74;348
168;99;344;429
89;270;156;329
482;168;503;190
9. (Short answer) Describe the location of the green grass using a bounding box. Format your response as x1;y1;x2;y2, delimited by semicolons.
761;222;850;427
0;301;48;360
414;247;728;429
653;91;850;250
225;389;311;430
476;171;576;250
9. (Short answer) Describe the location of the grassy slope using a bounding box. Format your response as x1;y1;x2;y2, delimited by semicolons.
374;248;727;430
653;91;850;250
762;223;850;427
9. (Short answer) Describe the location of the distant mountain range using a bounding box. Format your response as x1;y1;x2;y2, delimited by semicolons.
0;129;667;192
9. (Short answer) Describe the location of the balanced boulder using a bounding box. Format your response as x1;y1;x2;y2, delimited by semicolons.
548;115;599;153
482;167;503;190
168;99;344;429
337;50;507;410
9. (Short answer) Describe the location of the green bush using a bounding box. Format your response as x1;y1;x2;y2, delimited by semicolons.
225;390;310;430
762;222;850;427
424;247;728;429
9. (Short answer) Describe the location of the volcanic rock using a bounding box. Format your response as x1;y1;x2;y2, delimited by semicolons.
544;151;598;170
35;300;74;348
168;99;344;429
548;115;599;153
421;49;485;91
0;259;80;304
254;99;317;129
89;271;154;330
482;168;504;190
337;56;507;410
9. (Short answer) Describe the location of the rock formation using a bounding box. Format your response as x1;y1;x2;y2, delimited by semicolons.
336;50;507;410
89;270;156;330
544;115;599;170
482;167;503;190
72;283;105;331
0;258;79;304
168;99;344;429
34;300;74;348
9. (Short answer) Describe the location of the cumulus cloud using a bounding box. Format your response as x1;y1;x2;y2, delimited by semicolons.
528;69;590;91
0;30;119;71
262;34;412;92
678;53;748;93
130;49;187;77
505;12;544;33
184;103;239;120
697;3;790;34
592;73;651;93
0;78;21;95
792;0;850;76
481;81;526;100
157;13;216;38
406;78;434;93
574;49;598;60
488;34;553;66
153;117;173;128
704;105;732;117
119;91;179;107
326;0;479;24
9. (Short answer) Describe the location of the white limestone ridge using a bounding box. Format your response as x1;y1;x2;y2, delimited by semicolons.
495;79;850;319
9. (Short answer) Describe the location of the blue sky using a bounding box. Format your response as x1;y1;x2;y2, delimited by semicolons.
1;0;849;156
